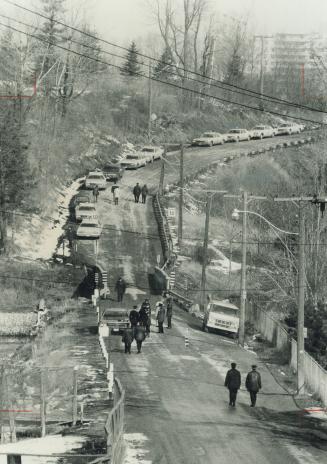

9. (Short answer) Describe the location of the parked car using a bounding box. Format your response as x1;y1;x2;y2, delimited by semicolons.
72;191;93;207
192;132;225;146
102;163;124;182
226;129;251;142
202;299;240;338
75;202;97;222
100;307;130;334
85;171;107;190
276;122;301;135
250;125;275;139
138;146;164;162
120;153;147;170
76;217;102;239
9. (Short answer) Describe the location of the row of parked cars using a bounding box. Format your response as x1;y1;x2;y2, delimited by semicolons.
74;171;108;239
191;122;305;146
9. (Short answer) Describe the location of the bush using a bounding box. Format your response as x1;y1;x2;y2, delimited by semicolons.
193;245;215;265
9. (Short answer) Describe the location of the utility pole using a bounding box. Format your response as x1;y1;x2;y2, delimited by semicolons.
200;195;212;311
147;60;153;140
254;35;272;110
159;146;166;196
178;144;184;247
273;195;321;394
225;192;267;347
197;189;227;311
240;191;248;347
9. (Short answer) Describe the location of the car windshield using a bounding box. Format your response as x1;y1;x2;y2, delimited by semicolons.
88;175;103;180
81;223;98;228
229;129;241;134
209;304;239;317
253;126;264;130
141;148;155;152
126;155;139;159
80;206;95;211
105;166;119;171
202;133;215;137
280;124;289;127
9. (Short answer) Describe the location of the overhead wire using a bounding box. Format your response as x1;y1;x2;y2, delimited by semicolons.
0;20;324;126
4;0;327;116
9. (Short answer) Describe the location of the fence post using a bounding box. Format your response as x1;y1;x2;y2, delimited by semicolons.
108;363;114;400
185;328;189;348
72;366;79;426
80;401;84;424
40;368;46;437
9;410;16;443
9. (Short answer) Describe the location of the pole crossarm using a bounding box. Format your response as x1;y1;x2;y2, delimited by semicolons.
224;194;267;200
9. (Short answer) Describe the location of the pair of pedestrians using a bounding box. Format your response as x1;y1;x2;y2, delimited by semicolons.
155;296;173;333
122;323;146;354
224;364;262;407
133;183;148;203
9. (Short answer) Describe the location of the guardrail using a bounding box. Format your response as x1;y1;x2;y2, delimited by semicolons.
92;285;126;463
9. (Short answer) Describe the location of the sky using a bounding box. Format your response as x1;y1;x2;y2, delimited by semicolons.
3;0;327;43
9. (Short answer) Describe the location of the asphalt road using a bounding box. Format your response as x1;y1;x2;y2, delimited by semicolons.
74;134;327;463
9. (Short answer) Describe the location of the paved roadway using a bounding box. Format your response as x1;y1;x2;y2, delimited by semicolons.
75;134;327;463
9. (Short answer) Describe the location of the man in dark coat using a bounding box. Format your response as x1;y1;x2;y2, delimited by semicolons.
115;277;126;302
139;305;149;328
166;297;173;328
156;303;165;333
224;362;241;407
134;323;146;353
141;184;148;204
129;306;139;328
245;365;262;407
133;183;141;203
122;327;134;354
140;299;151;335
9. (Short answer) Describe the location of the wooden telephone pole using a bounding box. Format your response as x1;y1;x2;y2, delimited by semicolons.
178;144;184;247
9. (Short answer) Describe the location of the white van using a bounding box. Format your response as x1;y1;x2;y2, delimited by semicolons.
202;299;239;338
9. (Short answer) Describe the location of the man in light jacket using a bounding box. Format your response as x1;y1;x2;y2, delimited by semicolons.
156;303;166;334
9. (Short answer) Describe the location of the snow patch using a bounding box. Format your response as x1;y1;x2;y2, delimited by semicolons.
14;177;84;260
124;433;151;464
0;435;86;463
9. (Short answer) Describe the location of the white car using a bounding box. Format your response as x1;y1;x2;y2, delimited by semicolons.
85;171;107;190
192;132;225;146
226;129;251;142
75;202;97;222
138;146;164;162
276;123;299;136
76;218;102;239
251;125;275;139
120;154;147;170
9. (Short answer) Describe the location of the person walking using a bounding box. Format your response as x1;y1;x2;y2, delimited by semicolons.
93;185;99;203
166;296;173;328
122;326;134;354
141;184;148;204
133;183;141;203
111;183;120;205
134;323;146;353
140;299;151;335
157;303;166;334
129;306;139;328
245;365;262;407
224;362;241;407
139;304;149;328
115;277;126;302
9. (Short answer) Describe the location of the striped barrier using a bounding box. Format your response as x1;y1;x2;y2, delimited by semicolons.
185;328;190;348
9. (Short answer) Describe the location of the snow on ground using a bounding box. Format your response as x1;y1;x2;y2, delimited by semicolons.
0;435;86;464
14;177;84;261
124;433;152;464
207;242;241;274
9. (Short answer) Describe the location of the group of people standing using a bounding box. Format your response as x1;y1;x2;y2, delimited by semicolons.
121;295;173;354
224;363;262;407
133;183;148;204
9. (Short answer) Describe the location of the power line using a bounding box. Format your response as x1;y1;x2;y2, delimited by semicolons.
0;21;325;125
0;12;321;115
4;0;327;116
